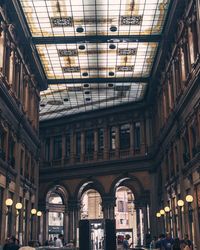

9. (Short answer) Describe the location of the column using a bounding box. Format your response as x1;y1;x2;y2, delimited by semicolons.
195;0;200;57
135;207;141;247
63;208;69;243
68;199;80;245
187;124;193;160
196;108;200;149
142;205;148;245
130;122;134;156
103;126;109;160
42;209;48;243
102;195;116;220
8;50;14;86
80;131;85;162
94;129;98;160
0;28;5;71
171;60;177;101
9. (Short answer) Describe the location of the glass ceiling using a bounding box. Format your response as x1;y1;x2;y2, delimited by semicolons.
40;82;147;120
18;0;171;120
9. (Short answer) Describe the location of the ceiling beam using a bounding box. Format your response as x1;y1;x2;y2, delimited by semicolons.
32;35;161;45
47;77;149;84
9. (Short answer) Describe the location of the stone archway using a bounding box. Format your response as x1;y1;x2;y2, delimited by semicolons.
39;184;69;244
110;175;150;247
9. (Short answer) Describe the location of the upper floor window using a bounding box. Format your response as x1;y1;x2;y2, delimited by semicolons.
190;126;197;157
45;138;50;161
0;128;6;160
170;148;174;177
9;138;15;168
20;149;24;175
98;128;104;152
134;122;141;149
175;146;179;173
120;124;130;150
182;137;190;164
76;132;81;157
85;130;94;155
65;133;70;158
110;127;116;150
53;136;62;160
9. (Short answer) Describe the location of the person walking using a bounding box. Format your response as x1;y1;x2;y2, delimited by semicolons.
161;233;174;250
55;234;63;247
122;235;133;250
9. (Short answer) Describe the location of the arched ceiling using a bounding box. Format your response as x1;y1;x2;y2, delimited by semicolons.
17;0;171;120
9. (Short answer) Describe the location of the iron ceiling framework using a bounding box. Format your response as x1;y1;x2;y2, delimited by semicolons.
16;0;171;120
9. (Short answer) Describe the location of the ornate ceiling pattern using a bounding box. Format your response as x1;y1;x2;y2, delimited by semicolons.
18;0;171;120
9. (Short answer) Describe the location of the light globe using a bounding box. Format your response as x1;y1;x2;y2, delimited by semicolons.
16;203;22;210
164;206;170;212
5;198;13;207
160;209;165;215
31;208;37;215
37;211;42;217
177;199;184;207
156;212;161;218
186;195;193;203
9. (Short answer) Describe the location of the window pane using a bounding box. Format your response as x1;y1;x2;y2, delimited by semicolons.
65;133;70;157
120;124;130;150
85;130;94;155
53;136;62;160
110;127;116;150
134;122;141;149
98;128;104;152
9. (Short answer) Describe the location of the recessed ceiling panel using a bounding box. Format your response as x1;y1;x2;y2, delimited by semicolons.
36;42;158;79
19;0;170;37
40;82;147;120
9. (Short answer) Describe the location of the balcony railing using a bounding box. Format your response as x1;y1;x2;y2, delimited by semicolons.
40;145;151;168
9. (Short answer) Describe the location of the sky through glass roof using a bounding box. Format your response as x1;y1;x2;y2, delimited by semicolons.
18;0;171;120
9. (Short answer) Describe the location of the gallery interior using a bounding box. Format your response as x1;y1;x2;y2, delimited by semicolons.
0;0;200;249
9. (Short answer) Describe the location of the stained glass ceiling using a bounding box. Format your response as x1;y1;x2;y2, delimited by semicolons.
17;0;171;120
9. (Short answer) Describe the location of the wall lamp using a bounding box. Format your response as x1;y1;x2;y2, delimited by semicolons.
164;206;170;212
185;195;193;203
5;198;13;207
160;209;165;216
156;212;161;218
177;199;184;207
37;211;42;217
31;208;37;215
15;202;22;215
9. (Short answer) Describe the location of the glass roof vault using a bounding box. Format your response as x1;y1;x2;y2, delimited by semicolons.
18;0;171;120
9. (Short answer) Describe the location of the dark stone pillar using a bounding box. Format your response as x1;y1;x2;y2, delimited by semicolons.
68;199;80;246
102;195;116;220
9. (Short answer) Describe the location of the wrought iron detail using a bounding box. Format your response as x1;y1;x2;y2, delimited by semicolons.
116;66;134;72
118;48;137;56
120;15;143;26
51;17;73;27
62;66;80;73
58;49;78;56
